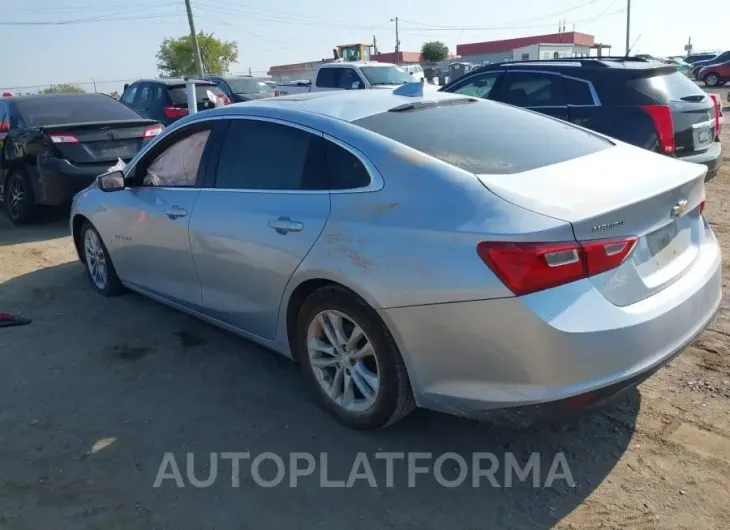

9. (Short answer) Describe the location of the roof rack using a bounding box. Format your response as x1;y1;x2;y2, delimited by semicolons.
466;56;651;75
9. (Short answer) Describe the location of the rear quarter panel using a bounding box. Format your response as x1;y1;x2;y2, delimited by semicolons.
284;125;575;311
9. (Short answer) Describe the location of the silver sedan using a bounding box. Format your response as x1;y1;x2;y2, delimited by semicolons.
70;86;722;429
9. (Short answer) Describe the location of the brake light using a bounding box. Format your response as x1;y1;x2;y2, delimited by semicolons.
0;119;8;132
700;200;706;214
219;93;231;105
163;105;188;119
143;124;163;138
581;237;638;277
49;133;79;144
708;94;721;136
274;90;280;97
640;105;675;154
477;236;638;296
1;92;11;97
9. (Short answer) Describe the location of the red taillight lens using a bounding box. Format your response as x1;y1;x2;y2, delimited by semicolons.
143;124;163;138
274;90;280;97
220;93;231;105
1;92;11;97
581;236;638;277
163;105;188;119
49;133;79;144
477;236;638;296
0;119;9;132
640;104;675;154
708;94;721;136
477;241;585;296
700;200;706;214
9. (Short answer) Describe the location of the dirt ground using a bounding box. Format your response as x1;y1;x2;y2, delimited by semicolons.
2;114;730;529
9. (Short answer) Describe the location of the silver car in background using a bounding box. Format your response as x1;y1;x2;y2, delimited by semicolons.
70;86;722;429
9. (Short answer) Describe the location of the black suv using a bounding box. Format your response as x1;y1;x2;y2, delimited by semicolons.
440;57;722;181
120;79;225;126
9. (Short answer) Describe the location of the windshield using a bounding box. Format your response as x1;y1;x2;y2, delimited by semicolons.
225;78;272;94
17;94;142;127
360;66;413;86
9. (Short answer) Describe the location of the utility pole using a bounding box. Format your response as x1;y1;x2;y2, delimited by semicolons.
184;0;204;78
625;0;631;56
390;17;400;62
373;34;378;55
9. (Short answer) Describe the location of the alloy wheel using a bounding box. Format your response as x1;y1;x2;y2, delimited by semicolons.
706;74;719;86
7;176;25;220
307;309;380;413
84;229;108;290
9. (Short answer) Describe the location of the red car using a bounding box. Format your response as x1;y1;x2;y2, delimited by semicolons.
698;61;730;87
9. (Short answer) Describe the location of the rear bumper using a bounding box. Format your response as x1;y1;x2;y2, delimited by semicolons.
35;157;119;205
677;141;722;182
380;220;722;421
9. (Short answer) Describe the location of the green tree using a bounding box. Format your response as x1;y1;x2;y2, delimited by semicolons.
157;32;238;77
39;84;86;94
421;41;449;62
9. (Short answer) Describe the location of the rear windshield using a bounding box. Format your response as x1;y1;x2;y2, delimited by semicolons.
353;99;611;174
629;71;708;102
16;95;141;127
168;84;218;104
225;78;272;94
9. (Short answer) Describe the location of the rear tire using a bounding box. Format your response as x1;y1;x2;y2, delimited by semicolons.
3;171;35;225
80;222;125;296
296;285;415;430
704;73;720;87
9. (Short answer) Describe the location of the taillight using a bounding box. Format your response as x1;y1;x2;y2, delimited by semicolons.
163;105;188;119
143;124;163;138
1;92;11;97
708;94;721;136
274;90;280;97
640;104;675;154
700;200;706;215
477;236;638;296
581;237;638;277
219;93;231;105
0;119;9;132
49;133;80;144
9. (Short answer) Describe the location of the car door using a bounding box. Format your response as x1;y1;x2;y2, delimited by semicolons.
101;121;218;310
492;70;569;121
445;71;503;100
189;117;331;339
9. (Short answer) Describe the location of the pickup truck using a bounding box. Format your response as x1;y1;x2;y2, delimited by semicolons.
275;61;430;96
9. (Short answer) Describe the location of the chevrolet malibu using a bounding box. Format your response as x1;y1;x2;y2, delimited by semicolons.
70;86;722;429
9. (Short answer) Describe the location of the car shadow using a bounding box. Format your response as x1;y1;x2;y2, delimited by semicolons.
1;261;639;529
0;208;69;246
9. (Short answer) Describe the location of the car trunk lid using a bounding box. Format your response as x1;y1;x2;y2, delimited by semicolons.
41;119;158;164
476;144;707;306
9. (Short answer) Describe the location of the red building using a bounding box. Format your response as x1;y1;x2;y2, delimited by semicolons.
457;31;595;57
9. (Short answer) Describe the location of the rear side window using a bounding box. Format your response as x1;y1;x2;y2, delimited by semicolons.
563;77;595;105
214;120;328;190
353;100;611;174
325;141;371;189
451;72;500;99
629;71;707;102
121;85;138;105
168;84;218;105
16;95;143;127
496;72;565;107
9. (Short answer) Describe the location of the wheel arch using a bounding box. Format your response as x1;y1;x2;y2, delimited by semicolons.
71;213;90;262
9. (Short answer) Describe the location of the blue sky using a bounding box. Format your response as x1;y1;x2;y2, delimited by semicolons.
2;0;726;94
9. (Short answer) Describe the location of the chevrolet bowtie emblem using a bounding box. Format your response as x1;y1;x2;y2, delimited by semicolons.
671;200;688;217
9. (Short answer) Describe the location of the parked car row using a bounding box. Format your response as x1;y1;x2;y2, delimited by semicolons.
0;76;271;224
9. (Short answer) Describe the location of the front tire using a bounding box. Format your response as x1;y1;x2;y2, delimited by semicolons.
296;285;415;430
80;222;125;296
3;171;35;225
704;73;720;87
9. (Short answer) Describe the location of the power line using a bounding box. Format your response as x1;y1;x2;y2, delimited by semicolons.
398;0;604;31
0;12;183;25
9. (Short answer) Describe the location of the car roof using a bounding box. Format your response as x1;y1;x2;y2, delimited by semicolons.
207;87;469;122
322;61;396;68
133;78;214;86
476;57;671;71
3;93;115;103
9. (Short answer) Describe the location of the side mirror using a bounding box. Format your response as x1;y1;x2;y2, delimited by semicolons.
98;170;125;192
